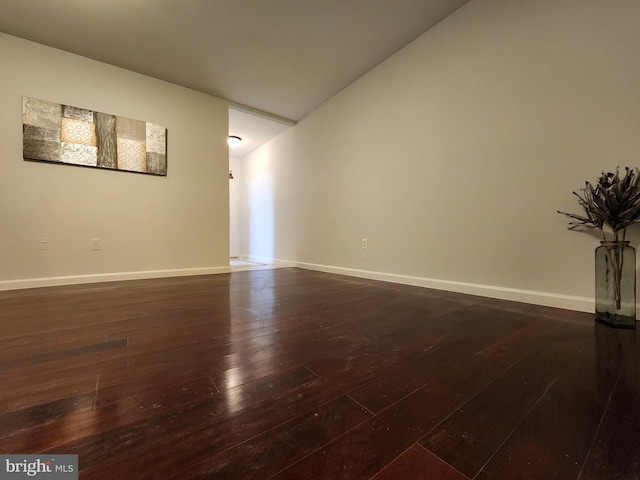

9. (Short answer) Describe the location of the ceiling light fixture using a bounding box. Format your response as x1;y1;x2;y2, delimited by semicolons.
228;135;242;148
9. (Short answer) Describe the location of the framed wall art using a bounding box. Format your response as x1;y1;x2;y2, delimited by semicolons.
22;96;167;176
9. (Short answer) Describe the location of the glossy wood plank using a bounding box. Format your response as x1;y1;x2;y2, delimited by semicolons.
95;375;218;409
0;375;98;414
554;324;622;396
0;268;637;480
477;316;569;365
579;408;640;479
371;444;468;480
474;381;608;480
578;328;640;479
422;348;575;478
3;338;127;369
66;366;319;472
347;306;533;413
0;333;109;362
0;392;96;435
272;355;505;480
176;395;370;479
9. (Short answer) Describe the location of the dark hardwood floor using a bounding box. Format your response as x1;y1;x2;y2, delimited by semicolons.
0;267;638;479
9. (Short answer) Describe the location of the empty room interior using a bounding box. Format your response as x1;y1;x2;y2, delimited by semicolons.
1;1;640;479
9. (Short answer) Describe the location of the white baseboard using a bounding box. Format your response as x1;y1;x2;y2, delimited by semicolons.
2;257;596;314
0;266;231;291
283;260;594;313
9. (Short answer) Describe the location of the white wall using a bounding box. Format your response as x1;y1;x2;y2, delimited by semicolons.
0;33;230;289
241;0;640;311
229;156;243;257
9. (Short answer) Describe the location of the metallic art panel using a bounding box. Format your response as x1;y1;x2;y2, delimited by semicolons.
23;124;60;143
22;97;61;130
146;153;167;175
146;122;166;153
95;112;118;169
117;138;146;172
22;96;167;176
116;117;146;142
61;143;98;166
23;125;62;162
23;139;62;162
61;117;97;147
62;105;94;122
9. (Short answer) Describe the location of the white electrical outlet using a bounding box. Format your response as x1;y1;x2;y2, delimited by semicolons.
362;238;368;250
39;237;49;250
92;238;101;250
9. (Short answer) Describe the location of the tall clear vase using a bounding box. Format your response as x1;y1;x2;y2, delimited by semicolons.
595;241;636;329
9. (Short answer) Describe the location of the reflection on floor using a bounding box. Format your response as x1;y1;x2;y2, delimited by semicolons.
230;258;285;271
230;259;264;267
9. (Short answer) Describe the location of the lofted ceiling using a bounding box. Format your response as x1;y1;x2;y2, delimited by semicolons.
0;0;471;157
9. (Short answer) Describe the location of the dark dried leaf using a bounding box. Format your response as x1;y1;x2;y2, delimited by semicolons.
559;167;640;240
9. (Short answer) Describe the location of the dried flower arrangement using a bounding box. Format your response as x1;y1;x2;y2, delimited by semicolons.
559;167;640;320
558;167;640;242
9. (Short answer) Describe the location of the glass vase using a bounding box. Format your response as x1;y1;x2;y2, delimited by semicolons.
595;241;636;328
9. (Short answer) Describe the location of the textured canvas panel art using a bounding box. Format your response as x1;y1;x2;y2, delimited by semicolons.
22;97;167;176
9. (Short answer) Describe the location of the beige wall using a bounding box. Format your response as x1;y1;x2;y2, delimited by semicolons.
0;33;230;289
240;0;640;311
